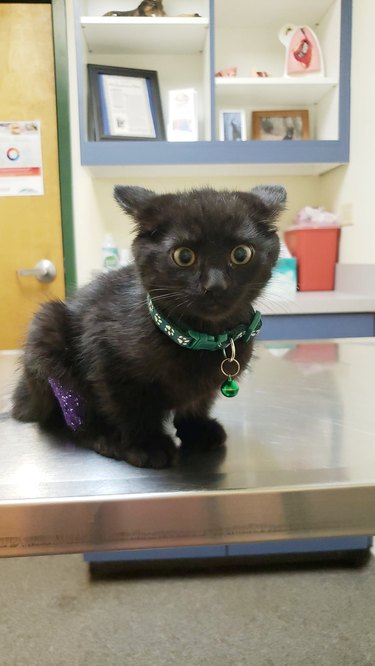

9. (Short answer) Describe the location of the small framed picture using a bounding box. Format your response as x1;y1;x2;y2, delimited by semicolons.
87;64;165;141
252;110;309;141
167;88;198;142
219;110;247;141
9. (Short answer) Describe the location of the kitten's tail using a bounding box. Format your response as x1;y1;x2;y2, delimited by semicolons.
12;300;75;424
24;300;74;375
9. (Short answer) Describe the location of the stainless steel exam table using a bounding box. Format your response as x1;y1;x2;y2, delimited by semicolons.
0;339;374;561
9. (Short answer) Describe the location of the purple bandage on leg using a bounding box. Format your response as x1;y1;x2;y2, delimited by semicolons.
48;378;85;431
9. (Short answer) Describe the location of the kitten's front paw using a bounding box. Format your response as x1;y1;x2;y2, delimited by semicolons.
92;433;177;469
92;435;126;461
124;434;177;469
175;417;227;451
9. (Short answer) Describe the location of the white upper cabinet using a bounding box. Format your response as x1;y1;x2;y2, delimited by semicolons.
74;0;352;175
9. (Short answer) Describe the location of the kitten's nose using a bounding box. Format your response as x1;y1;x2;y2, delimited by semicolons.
203;269;229;295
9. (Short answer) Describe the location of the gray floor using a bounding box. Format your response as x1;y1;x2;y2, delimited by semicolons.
0;552;374;666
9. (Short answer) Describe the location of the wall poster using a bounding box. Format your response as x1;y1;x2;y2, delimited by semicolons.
0;121;44;197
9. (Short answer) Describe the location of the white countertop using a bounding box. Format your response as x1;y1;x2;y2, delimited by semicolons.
257;264;375;316
258;291;375;316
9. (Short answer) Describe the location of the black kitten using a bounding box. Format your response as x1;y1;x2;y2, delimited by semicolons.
12;185;286;469
104;0;166;17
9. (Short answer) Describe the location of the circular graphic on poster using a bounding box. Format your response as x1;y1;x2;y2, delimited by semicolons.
7;147;20;161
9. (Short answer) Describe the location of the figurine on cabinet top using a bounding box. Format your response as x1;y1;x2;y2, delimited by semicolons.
215;67;237;78
103;1;201;18
104;0;166;17
279;24;324;76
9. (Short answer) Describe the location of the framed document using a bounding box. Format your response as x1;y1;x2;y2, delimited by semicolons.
88;64;165;141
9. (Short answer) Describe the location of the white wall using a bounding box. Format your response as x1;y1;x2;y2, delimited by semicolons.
318;0;375;264
79;175;322;284
65;0;373;286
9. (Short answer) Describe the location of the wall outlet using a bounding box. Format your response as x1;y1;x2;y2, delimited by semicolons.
340;203;354;226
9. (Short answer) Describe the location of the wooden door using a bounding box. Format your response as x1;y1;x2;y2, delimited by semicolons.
0;3;65;350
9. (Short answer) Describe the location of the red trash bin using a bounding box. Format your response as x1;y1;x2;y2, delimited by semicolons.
284;226;340;291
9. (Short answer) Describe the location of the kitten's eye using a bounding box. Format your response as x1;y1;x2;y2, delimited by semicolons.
172;247;196;267
230;244;254;265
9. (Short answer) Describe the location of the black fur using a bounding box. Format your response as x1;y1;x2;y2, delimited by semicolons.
12;185;286;468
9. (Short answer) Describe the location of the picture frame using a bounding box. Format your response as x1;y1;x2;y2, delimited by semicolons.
252;110;309;141
167;88;198;142
87;64;165;141
219;110;247;141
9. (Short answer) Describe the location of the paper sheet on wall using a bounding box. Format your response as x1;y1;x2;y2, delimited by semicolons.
0;121;44;196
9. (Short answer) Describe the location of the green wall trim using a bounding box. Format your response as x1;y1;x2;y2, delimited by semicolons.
51;0;77;295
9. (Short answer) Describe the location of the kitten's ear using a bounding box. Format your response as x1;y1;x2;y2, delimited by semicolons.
114;186;156;216
250;184;287;212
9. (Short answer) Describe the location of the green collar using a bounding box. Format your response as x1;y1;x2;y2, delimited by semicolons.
147;293;262;351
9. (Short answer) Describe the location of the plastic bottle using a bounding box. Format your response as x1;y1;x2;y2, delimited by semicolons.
102;234;119;272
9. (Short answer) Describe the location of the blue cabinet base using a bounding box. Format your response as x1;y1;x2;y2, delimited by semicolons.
84;536;372;569
260;314;375;340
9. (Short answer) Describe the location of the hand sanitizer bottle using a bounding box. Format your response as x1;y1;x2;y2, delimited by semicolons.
102;234;119;272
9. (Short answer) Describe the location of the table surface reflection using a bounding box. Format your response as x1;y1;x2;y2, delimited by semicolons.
1;339;375;556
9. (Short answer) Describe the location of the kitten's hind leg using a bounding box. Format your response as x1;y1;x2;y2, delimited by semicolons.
12;368;58;424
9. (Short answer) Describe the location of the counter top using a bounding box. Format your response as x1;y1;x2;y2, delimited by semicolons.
257;264;375;315
258;290;375;316
1;339;375;557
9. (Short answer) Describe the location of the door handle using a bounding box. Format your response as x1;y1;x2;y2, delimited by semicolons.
17;259;57;283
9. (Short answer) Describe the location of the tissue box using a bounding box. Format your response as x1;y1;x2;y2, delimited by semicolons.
263;256;297;300
273;257;298;294
284;227;340;291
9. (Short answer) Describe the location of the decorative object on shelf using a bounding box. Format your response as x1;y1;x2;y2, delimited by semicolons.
251;69;270;78
87;64;165;141
279;24;324;76
215;67;237;78
167;89;198;142
252;110;309;141
103;0;166;17
219;110;246;141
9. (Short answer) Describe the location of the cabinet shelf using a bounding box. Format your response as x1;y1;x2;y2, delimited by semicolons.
81;16;209;54
80;137;344;176
215;77;338;106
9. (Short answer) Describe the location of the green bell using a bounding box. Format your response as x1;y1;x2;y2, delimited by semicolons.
220;376;239;398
